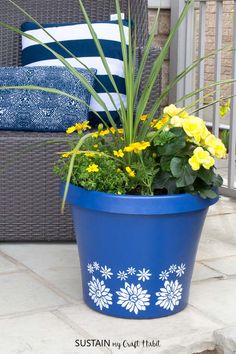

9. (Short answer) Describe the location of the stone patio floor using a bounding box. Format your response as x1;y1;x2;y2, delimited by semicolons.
0;196;236;354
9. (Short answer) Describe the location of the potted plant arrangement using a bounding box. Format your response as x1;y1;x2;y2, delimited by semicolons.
0;0;228;318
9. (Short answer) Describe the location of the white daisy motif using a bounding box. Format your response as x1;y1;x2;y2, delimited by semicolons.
159;270;169;281
93;262;100;270
136;268;152;282
169;264;177;273
116;283;151;314
88;276;113;311
127;267;136;275
155;280;183;311
87;263;94;274
176;263;186;277
100;265;113;280
117;271;128;281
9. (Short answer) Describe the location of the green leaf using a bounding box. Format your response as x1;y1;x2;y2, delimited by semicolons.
158;138;186;156
153;131;176;146
170;157;185;178
160;156;172;172
176;165;197;187
197;167;214;185
199;189;218;199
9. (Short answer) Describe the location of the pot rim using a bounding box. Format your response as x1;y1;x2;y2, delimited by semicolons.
61;183;219;215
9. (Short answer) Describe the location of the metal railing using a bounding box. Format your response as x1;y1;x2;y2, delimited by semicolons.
168;0;236;198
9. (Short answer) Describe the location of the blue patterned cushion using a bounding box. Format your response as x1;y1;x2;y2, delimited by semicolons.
0;66;96;132
21;21;129;125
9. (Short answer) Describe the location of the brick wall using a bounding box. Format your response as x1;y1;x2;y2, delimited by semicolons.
148;1;234;104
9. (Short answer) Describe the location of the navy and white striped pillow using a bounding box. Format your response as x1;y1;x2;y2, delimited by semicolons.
21;21;129;126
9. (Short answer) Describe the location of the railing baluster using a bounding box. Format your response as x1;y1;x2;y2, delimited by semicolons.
197;0;206;118
212;0;223;138
228;0;236;189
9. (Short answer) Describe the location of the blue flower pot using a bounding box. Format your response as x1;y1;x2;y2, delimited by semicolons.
62;183;218;319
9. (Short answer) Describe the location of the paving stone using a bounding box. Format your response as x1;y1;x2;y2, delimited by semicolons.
0;272;67;317
0;253;25;274
207;196;236;216
202;213;236;244
203;256;236;276
189;278;236;325
214;325;236;354
196;239;236;261
59;304;218;354
0;311;104;354
0;243;79;270
192;262;223;282
0;244;82;301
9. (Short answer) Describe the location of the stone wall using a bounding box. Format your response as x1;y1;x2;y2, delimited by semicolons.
148;1;234;104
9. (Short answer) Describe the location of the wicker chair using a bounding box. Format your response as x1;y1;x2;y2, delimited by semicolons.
0;0;161;241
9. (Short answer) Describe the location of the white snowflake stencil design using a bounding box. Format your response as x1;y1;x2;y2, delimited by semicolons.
88;276;113;311
87;263;94;274
155;280;183;311
127;267;136;275
176;263;186;277
169;264;177;273
159;270;169;281
100;265;113;280
93;262;100;270
117;271;128;281
116;283;150;314
136;268;152;282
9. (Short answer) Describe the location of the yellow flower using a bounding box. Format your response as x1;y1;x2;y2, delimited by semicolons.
117;191;122;195
92;131;99;138
170;115;184;127
118;128;124;134
99;129;110;137
124;141;150;153
163;104;188;118
189;147;215;171
140;114;148;121
62;150;80;158
113;149;124;158
183;116;205;143
205;134;227;158
110;127;116;134
126;166;136;177
86;163;99;173
66;121;91;134
150;119;158;128
85;152;95;157
66;126;76;134
188;155;200;171
93;144;99;149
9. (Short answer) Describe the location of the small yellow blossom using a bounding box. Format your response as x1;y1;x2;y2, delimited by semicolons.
110;127;116;134
189;147;215;171
183;116;206;143
118;128;124;134
124;141;150;153
140;114;148;121
117;191;122;195
85;152;95;158
62;150;80;158
204;134;227;158
170;115;184;127
93;144;99;149
99;129;110;137
150;119;158;128
126;166;136;177
113;149;124;158
66;121;91;134
92;131;99;138
163;104;188;118
117;168;122;173
66;126;76;134
154;120;164;130
86;163;99;173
